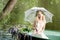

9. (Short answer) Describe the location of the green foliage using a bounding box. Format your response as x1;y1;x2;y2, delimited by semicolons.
0;0;3;12
0;0;60;31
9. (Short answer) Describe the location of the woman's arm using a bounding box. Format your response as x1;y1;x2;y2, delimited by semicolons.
33;21;36;30
33;17;38;30
42;15;46;32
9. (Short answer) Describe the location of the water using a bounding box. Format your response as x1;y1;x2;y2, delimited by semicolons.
45;30;60;40
0;30;60;40
0;30;14;40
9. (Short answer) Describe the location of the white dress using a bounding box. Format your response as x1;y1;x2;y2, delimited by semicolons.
36;20;44;34
34;20;49;39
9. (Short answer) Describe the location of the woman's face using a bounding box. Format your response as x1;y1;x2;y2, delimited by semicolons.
37;11;42;17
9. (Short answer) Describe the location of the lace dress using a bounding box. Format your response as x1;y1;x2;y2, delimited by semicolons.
33;20;49;39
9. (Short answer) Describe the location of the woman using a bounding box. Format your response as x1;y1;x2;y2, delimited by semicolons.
33;10;48;39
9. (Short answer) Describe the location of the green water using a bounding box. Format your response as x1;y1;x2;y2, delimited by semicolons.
45;30;60;40
0;30;60;40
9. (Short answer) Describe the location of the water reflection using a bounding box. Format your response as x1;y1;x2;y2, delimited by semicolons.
0;30;14;40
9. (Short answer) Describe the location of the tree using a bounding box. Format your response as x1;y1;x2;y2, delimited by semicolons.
0;0;17;30
0;0;17;21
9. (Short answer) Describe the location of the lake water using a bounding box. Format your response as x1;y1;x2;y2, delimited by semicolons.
0;30;60;40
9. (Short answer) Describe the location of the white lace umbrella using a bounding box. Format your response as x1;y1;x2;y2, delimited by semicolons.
24;7;54;24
